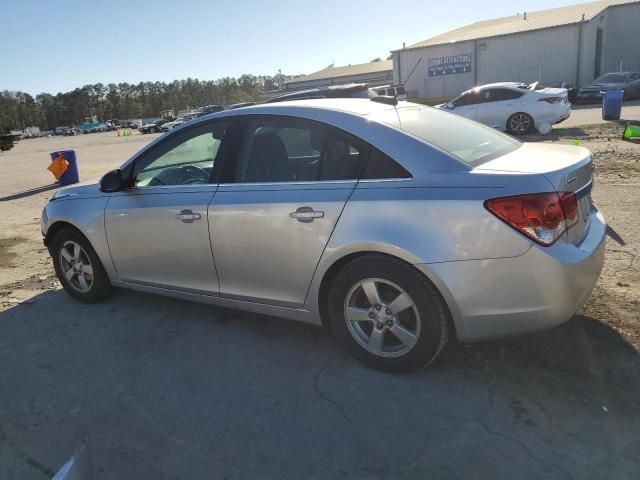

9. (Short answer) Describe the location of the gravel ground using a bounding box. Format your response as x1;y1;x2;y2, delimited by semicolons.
0;123;639;479
562;98;640;128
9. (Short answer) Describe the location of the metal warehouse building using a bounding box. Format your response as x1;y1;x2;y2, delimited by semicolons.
283;60;393;91
393;0;640;99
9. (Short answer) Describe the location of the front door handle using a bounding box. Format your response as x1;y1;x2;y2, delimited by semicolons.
290;206;324;223
175;209;202;223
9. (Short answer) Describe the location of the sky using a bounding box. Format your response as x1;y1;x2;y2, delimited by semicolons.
1;0;581;96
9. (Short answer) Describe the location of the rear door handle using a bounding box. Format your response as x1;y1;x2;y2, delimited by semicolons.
175;209;202;223
290;206;324;223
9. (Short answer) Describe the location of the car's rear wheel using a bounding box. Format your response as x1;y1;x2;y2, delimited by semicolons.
328;255;449;373
507;112;534;134
51;228;112;303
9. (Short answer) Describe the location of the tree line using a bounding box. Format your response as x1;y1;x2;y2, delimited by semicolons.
0;73;293;132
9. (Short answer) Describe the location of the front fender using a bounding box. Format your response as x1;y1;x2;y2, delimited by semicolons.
43;197;118;282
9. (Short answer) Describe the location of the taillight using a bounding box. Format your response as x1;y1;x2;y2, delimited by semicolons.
538;97;564;104
559;192;578;228
485;192;578;246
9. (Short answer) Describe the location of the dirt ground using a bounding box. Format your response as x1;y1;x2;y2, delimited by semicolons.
0;122;639;479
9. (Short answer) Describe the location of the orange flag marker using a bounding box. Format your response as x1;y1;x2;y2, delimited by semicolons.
47;152;69;180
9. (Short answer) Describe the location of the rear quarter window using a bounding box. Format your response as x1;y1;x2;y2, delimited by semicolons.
361;148;411;179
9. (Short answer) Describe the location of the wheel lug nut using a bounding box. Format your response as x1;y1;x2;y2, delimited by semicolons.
386;320;393;327
375;304;382;311
369;312;376;319
385;308;392;315
376;323;383;330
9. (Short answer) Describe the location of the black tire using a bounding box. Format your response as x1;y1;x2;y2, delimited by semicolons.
328;255;449;373
507;112;534;135
51;228;112;303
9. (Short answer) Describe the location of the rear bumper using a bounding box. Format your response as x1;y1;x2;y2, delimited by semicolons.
554;110;571;124
537;105;571;126
417;206;606;342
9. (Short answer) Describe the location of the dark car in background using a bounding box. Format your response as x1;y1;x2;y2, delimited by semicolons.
577;71;640;102
139;119;168;134
196;105;224;117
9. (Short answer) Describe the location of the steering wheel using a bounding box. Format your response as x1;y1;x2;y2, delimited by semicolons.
148;165;209;186
179;165;210;184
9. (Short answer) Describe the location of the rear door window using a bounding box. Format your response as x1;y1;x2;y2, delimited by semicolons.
231;117;367;183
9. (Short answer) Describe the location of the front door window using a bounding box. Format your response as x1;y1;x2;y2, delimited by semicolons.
133;121;229;187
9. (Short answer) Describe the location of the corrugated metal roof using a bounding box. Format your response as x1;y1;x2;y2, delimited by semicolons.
403;0;640;49
285;60;393;85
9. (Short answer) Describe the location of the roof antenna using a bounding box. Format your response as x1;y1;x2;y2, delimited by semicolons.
401;58;422;88
377;57;422;105
524;11;527;20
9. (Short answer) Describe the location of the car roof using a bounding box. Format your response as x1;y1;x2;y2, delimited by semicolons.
123;99;471;177
201;98;399;119
266;83;372;103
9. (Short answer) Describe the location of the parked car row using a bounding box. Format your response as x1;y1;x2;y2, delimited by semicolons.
139;119;168;134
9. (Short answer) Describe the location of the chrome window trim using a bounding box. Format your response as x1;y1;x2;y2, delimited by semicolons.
357;178;413;184
217;179;358;188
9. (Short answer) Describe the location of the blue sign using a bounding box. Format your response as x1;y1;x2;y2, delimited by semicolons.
428;54;472;77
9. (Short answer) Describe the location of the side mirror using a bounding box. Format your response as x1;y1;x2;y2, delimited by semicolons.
446;102;455;109
99;169;123;192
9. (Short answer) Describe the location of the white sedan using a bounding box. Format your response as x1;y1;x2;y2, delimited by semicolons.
436;82;571;134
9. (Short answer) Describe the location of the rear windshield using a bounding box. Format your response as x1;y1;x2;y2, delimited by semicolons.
371;105;521;166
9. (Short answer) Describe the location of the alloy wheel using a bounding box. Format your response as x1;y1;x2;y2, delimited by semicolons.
344;278;421;358
509;113;532;134
59;240;94;293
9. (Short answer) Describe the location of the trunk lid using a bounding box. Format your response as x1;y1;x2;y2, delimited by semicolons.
536;87;569;104
476;143;593;245
537;87;567;95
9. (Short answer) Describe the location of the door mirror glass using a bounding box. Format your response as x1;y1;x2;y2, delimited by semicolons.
100;169;123;192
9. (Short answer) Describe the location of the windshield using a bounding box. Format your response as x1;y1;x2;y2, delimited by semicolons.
371;105;521;166
594;73;626;83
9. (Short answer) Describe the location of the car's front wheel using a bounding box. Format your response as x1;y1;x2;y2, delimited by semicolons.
507;112;534;134
328;255;449;373
51;228;112;303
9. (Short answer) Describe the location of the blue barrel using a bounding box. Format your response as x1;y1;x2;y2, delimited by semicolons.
50;150;80;186
602;90;623;120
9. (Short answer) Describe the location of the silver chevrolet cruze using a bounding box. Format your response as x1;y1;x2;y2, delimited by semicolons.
41;99;606;372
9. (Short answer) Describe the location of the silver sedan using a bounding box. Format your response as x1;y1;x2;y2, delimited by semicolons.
41;99;606;372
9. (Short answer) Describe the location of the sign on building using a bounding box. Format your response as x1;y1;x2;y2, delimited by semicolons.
428;54;472;77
